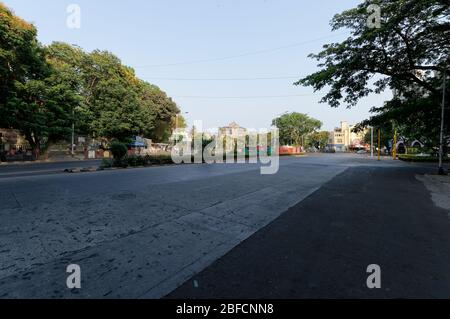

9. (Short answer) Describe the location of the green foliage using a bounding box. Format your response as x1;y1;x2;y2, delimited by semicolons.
399;154;450;163
0;4;78;157
46;43;180;142
152;154;173;165
296;0;449;108
1;2;182;159
308;131;330;149
406;147;420;154
110;154;173;168
297;0;449;149
0;3;46;111
100;158;112;168
110;141;128;159
272;112;322;146
358;87;449;148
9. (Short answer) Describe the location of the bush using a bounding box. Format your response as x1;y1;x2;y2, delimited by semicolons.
398;154;450;163
110;141;128;160
406;147;420;155
113;157;128;168
126;155;138;167
136;156;146;166
144;155;152;165
100;158;112;168
154;154;173;165
110;154;174;168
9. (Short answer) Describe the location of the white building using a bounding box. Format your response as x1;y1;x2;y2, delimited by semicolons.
328;121;367;152
218;122;247;139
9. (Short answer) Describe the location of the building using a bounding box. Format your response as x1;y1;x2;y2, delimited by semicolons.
218;122;247;139
328;121;367;152
0;129;30;152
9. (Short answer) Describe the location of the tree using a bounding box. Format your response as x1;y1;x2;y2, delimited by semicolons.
0;5;77;158
296;0;449;108
46;43;180;142
171;115;187;130
1;3;182;155
308;131;330;149
0;3;47;113
357;90;450;149
272;112;322;146
137;81;179;142
5;68;80;158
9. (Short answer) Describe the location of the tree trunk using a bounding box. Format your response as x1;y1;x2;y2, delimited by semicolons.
25;134;40;160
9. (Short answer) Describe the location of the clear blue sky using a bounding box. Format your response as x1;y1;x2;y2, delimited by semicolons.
3;0;391;131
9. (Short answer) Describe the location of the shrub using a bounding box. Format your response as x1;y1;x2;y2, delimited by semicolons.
110;141;128;160
154;154;173;165
144;155;152;165
100;158;112;168
398;154;450;163
126;155;138;167
110;154;174;168
136;156;146;166
113;157;128;168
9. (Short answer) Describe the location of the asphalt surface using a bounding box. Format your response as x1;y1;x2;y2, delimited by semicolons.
0;160;101;179
167;165;450;298
0;154;448;298
0;154;349;298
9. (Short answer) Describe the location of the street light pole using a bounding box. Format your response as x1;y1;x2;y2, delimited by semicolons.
378;129;381;161
438;68;447;175
71;107;75;157
370;126;374;157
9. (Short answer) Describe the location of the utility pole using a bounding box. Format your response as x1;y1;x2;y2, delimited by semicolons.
370;126;374;157
71;107;75;157
393;129;397;160
378;129;381;161
438;68;447;175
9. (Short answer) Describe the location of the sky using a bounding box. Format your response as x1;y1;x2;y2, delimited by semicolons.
3;0;392;131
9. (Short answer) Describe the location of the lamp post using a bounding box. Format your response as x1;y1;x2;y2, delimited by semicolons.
370;126;374;157
71;107;75;157
438;67;448;175
378;129;381;161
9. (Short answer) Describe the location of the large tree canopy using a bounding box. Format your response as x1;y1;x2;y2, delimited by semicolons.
296;0;449;108
0;4;78;156
46;42;179;142
307;131;330;149
1;2;181;158
272;112;322;146
0;3;46;109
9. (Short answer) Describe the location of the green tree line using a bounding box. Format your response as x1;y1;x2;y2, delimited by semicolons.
272;112;328;148
296;0;449;150
0;3;180;158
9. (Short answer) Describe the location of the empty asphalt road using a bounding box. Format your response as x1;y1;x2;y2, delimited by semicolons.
0;160;102;179
168;164;450;299
0;154;447;298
